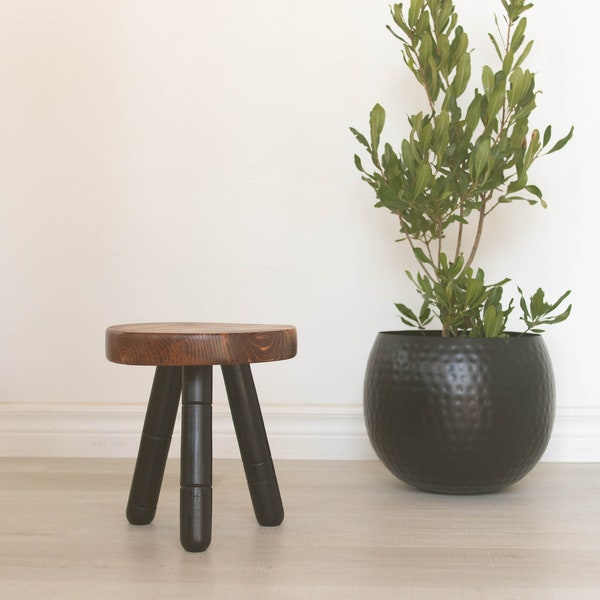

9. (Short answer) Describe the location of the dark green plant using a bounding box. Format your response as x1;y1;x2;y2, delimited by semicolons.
351;0;572;337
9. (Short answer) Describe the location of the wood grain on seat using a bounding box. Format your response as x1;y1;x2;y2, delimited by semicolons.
105;322;297;366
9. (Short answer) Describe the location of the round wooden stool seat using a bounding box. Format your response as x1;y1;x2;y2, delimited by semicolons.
106;322;297;366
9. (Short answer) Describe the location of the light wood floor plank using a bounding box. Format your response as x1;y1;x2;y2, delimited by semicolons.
1;459;599;599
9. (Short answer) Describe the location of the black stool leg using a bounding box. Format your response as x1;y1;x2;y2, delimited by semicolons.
180;365;212;552
221;364;284;526
127;366;182;525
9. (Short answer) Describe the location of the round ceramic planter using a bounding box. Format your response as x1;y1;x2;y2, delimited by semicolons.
364;331;555;494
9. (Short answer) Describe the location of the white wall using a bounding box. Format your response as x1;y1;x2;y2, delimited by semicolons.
1;0;598;460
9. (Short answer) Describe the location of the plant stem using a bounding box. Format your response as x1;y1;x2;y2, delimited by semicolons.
408;46;437;115
454;204;465;261
398;213;437;283
424;239;436;267
462;192;492;274
436;218;442;268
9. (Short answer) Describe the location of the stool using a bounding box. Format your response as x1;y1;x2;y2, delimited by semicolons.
105;322;297;552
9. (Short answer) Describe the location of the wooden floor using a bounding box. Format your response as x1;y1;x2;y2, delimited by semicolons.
1;459;600;599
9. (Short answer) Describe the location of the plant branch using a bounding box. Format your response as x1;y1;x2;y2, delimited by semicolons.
424;238;436;267
485;200;501;216
462;192;492;274
407;45;437;115
398;212;437;283
436;217;443;268
454;204;465;261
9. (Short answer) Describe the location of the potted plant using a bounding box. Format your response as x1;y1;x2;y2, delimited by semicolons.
351;0;573;493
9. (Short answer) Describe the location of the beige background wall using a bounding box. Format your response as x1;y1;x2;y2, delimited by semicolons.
1;0;598;459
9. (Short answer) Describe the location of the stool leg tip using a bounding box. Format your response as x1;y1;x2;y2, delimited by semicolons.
180;535;212;552
256;506;284;527
257;512;284;527
126;504;157;525
249;479;284;527
180;487;212;552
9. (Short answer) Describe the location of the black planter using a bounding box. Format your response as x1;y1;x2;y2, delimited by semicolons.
364;331;555;494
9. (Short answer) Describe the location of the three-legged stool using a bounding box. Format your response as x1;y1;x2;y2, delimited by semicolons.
105;322;297;552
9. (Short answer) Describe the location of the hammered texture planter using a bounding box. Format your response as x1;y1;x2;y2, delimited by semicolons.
364;331;555;494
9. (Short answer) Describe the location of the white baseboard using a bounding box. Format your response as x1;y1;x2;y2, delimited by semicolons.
0;402;598;462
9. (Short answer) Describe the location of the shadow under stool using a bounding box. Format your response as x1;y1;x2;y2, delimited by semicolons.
105;322;297;552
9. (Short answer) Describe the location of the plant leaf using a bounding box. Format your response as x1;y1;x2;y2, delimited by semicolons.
483;305;502;337
543;125;552;147
482;65;495;96
548;289;572;312
547;126;574;155
350;127;371;151
414;162;431;197
473;137;491;180
395;303;418;324
525;184;542;199
413;246;432;265
452;52;471;97
488;33;503;61
354;154;365;173
514;39;534;70
369;104;386;157
464;278;484;308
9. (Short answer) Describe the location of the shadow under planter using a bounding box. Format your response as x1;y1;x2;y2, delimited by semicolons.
364;331;555;494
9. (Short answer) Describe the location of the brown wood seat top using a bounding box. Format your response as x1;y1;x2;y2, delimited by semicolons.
106;322;297;366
